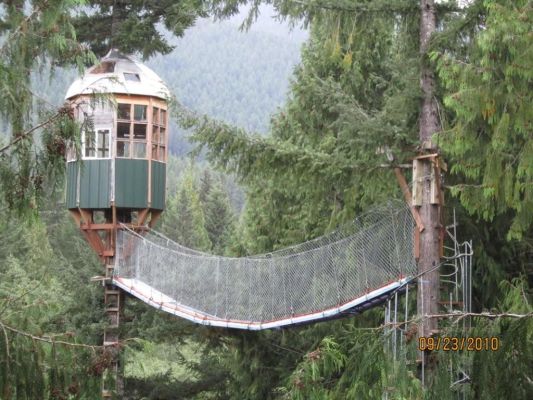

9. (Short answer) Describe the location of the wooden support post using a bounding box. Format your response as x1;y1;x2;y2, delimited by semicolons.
69;208;124;398
137;208;150;226
149;210;162;228
102;275;124;398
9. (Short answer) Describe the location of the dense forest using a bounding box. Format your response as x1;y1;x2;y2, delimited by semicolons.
1;1;532;399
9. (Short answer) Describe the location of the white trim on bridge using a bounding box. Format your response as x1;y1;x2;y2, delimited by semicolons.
112;276;409;330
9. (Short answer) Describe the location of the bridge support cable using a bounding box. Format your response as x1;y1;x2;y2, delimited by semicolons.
113;202;418;330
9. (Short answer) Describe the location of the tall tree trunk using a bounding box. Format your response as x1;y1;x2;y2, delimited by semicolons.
110;0;123;49
418;0;441;380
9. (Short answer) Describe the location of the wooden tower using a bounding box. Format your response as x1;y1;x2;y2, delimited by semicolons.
64;49;170;397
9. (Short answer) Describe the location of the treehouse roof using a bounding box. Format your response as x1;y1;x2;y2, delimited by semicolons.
65;49;170;101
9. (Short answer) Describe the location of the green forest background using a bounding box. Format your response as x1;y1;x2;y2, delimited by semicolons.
1;1;532;399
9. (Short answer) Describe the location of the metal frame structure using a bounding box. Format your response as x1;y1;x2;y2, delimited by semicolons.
383;209;473;395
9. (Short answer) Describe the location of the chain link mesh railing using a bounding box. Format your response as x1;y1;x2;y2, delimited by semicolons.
114;201;416;329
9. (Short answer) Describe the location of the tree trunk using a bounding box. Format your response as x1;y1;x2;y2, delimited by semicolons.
417;0;441;378
110;0;123;48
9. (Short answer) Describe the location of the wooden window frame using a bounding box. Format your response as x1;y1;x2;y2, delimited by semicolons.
151;105;167;162
116;102;149;160
82;126;112;160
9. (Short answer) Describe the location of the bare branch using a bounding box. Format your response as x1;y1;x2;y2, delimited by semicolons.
424;311;533;320
0;110;65;155
287;0;419;14
0;320;101;350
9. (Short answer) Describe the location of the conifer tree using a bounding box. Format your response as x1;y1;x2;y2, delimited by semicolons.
0;206;103;398
72;0;206;59
0;0;94;215
434;0;533;240
162;166;212;251
203;179;236;254
199;168;214;205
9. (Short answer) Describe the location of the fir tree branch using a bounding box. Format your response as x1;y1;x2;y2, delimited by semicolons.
0;109;65;155
0;1;46;55
177;103;360;181
287;0;420;14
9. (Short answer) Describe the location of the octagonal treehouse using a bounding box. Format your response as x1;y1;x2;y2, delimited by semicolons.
65;50;170;258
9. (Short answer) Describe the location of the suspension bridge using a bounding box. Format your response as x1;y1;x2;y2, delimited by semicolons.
112;202;417;330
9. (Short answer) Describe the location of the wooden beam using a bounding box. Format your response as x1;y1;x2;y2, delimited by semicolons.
412;160;424;206
414;229;420;260
137;208;150;227
149;210;162;228
80;223;115;230
78;208;93;225
413;152;439;160
431;158;446;257
394;167;425;232
69;209;82;226
81;230;105;256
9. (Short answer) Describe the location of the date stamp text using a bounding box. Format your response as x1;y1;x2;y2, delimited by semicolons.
418;336;500;351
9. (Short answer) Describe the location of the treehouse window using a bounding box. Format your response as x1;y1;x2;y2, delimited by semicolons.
124;72;141;82
84;131;95;157
133;124;146;139
133;142;146;158
134;105;147;121
118;103;131;120
151;106;167;162
116;141;130;158
97;129;110;158
117;122;130;138
83;128;110;159
116;102;148;159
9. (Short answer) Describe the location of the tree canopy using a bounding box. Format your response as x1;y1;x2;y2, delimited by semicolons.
0;0;532;398
73;0;206;59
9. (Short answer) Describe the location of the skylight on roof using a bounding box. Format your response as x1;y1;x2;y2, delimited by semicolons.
91;62;115;74
124;73;141;82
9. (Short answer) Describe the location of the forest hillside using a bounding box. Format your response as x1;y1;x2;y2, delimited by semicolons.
0;1;532;399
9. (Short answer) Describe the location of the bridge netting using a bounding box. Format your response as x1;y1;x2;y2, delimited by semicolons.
113;202;416;330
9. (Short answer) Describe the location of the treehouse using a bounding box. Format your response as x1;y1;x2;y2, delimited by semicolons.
65;49;170;259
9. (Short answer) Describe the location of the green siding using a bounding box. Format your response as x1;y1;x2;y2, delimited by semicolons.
78;160;111;209
151;161;166;210
115;159;148;208
66;162;78;209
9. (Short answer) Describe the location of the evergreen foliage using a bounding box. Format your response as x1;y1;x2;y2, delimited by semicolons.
434;0;533;240
179;0;533;398
0;206;104;398
0;0;94;215
182;0;420;249
72;0;206;59
0;0;532;398
162;164;212;251
201;175;236;254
